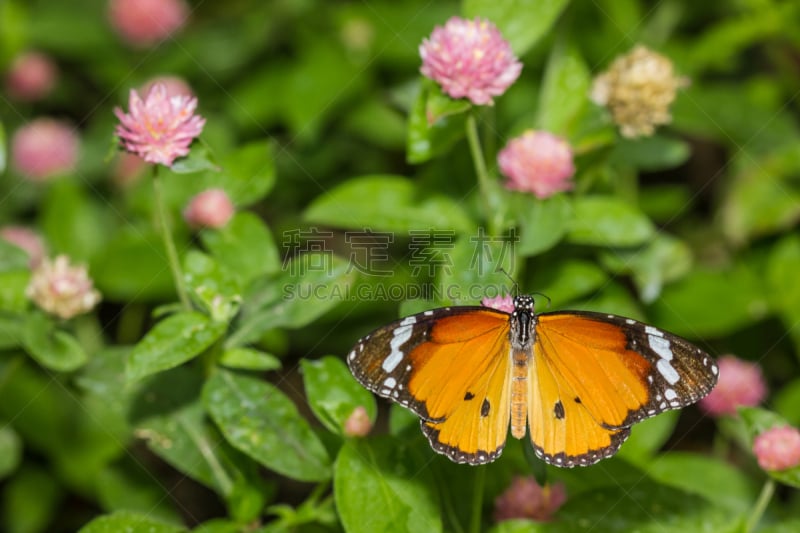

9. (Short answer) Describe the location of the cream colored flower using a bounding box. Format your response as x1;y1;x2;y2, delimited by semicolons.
591;45;688;138
26;255;101;319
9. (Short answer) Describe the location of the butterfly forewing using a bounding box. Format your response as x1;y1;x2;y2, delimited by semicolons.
347;306;513;464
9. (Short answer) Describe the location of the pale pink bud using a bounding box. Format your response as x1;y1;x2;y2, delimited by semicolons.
108;0;189;47
142;75;194;98
498;130;575;199
0;226;46;268
5;51;58;101
11;119;80;181
753;426;800;471
494;476;566;522
420;17;522;106
482;294;514;313
114;82;205;166
26;255;101;319
183;188;234;229
343;406;372;437
699;355;767;417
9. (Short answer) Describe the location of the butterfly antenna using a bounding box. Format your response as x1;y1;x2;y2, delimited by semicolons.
530;292;551;309
497;267;519;297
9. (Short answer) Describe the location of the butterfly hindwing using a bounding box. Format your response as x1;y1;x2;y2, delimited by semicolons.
348;307;513;464
529;311;718;466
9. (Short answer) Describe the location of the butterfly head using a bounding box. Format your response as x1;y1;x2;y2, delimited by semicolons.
510;295;536;350
512;295;535;313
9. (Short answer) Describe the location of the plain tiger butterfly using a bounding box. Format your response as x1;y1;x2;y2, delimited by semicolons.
347;295;718;467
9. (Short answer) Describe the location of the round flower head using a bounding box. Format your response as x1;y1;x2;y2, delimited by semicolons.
12;119;80;181
0;226;46;268
343;406;372;437
498;130;575;198
482;294;514;314
115;82;206;167
26;255;101;319
183;188;235;229
494;476;566;522
753;426;800;471
591;45;688;138
699;355;767;417
5;51;58;101
142;75;194;98
108;0;189;47
420;17;522;106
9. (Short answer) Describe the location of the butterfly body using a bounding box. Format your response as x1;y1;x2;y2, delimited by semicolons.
347;295;718;467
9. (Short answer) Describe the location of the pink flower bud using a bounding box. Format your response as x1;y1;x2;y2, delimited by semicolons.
498;130;575;199
115;82;205;166
108;0;189;47
482;294;514;313
343;406;372;437
142;75;194;98
494;476;566;522
183;188;234;229
699;355;767;417
420;17;522;106
753;426;800;472
26;255;101;319
0;226;46;268
11;119;80;181
5;51;58;101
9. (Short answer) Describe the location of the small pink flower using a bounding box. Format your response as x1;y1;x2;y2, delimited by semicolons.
115;82;205;166
142;75;194;98
482;294;514;313
343;406;372;437
753;426;800;471
494;476;566;522
26;255;101;319
183;188;235;229
5;51;58;101
12;119;80;181
420;17;522;106
498;130;575;199
108;0;189;47
0;226;46;268
699;355;767;417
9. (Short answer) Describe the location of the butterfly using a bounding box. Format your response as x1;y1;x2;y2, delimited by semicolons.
346;295;718;467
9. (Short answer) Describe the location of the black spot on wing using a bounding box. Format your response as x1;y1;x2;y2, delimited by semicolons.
464;392;475;401
481;399;490;417
554;400;565;420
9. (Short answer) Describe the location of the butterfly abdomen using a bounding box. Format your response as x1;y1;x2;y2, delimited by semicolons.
510;347;529;439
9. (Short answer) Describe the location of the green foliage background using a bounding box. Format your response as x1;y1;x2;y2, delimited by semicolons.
1;0;800;532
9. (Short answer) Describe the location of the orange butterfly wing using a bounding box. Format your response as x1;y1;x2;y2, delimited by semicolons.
529;311;718;467
348;307;512;464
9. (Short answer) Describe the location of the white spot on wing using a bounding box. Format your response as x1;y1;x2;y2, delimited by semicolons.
626;319;635;325
383;377;397;389
649;334;673;361
424;310;433;316
383;318;416;373
657;359;680;385
664;388;677;400
645;325;664;337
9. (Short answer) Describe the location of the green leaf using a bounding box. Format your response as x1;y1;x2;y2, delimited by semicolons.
406;81;469;164
229;253;354;346
1;465;62;533
94;462;182;525
617;411;678;465
183;251;241;323
463;0;570;56
204;369;331;482
301;356;377;435
536;39;590;135
0;426;21;480
126;312;226;382
304;175;473;234
41;179;109;261
0;269;30;313
774;378;800;426
219;347;281;372
766;235;800;352
22;313;88;372
78;511;186;533
170;144;219;174
335;437;442;533
532;259;607;305
219;140;275;205
435;235;516;305
515;193;572;256
610;135;691;172
0;239;30;273
200;212;281;285
567;196;654;247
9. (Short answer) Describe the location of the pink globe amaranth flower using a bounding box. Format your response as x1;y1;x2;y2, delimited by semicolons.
26;255;101;319
482;294;514;313
115;82;206;166
0;226;46;268
494;476;566;522
343;406;372;437
498;130;575;199
108;0;189;47
699;355;767;417
11;119;80;181
753;426;800;471
5;51;58;101
142;75;194;98
420;17;522;106
183;188;235;229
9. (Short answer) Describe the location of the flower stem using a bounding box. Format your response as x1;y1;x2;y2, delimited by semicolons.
745;478;775;533
152;166;191;310
469;466;486;533
465;112;498;235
